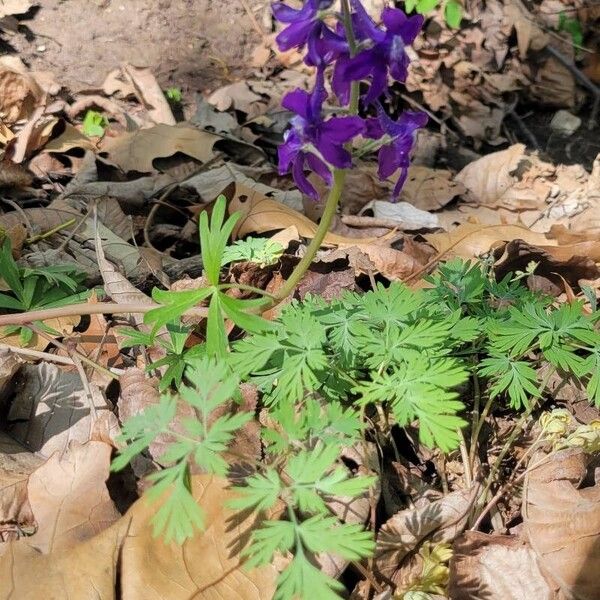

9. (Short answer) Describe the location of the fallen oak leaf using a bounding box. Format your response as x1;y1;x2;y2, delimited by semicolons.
0;475;279;600
100;123;219;174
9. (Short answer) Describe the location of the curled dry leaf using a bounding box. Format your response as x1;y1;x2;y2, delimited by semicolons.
425;223;554;259
523;448;600;600
375;486;478;584
449;531;554;600
0;57;43;124
100;123;219;174
7;363;119;457
494;239;600;288
121;63;175;126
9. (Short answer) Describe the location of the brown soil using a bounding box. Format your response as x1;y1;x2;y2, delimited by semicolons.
7;0;264;93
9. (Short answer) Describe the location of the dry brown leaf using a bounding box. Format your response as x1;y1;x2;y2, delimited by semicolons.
121;64;175;126
119;474;278;600
225;182;391;246
25;440;121;554
0;432;41;542
523;448;600;600
400;166;466;211
0;475;278;599
449;531;554;600
7;363;119;457
101;123;219;174
297;268;356;301
455;144;554;210
44;122;97;153
0;518;125;599
375;486;477;583
425;223;555;259
493;239;600;287
0;57;43;124
360;199;439;230
208;81;265;117
505;0;550;57
342;243;423;281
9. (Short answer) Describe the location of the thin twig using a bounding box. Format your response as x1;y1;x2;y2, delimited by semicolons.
0;343;75;366
0;302;208;327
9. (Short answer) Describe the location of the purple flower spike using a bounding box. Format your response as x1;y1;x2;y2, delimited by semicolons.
365;106;428;199
333;2;424;105
278;68;365;199
272;0;346;66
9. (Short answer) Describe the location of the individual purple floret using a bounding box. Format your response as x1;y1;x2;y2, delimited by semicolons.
365;105;428;199
272;0;346;66
278;68;364;199
333;1;424;105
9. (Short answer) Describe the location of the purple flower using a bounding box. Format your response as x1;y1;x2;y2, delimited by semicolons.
272;0;347;66
278;69;365;199
333;2;423;105
365;106;427;199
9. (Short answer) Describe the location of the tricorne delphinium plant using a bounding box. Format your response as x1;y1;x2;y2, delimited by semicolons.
108;3;600;600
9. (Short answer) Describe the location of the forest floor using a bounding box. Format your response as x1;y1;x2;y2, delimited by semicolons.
0;1;599;599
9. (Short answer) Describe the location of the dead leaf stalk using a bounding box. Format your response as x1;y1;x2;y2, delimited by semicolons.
0;302;209;326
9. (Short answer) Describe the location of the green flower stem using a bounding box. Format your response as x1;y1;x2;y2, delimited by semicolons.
272;169;346;302
341;0;360;114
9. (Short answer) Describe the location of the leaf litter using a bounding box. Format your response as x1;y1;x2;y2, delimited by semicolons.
0;2;599;598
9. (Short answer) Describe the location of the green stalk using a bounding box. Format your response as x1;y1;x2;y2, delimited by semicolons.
272;169;346;301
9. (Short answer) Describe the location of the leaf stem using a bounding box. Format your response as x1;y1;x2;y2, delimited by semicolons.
271;169;346;302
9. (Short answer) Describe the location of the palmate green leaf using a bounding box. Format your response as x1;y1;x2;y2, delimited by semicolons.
228;468;282;511
221;237;284;267
206;291;227;357
219;291;274;334
359;281;425;326
242;520;296;569
297;515;375;559
275;554;345;600
146;461;204;544
479;354;540;409
583;349;600;407
356;357;468;451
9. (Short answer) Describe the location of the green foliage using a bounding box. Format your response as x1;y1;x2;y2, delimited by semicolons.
229;442;376;598
112;357;252;543
404;0;462;28
558;12;584;48
114;244;600;599
221;237;284;268
143;195;274;360
0;239;89;344
165;87;183;103
82;110;108;137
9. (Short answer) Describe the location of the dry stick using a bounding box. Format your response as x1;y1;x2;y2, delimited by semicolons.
470;449;553;532
0;303;209;327
0;343;76;366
